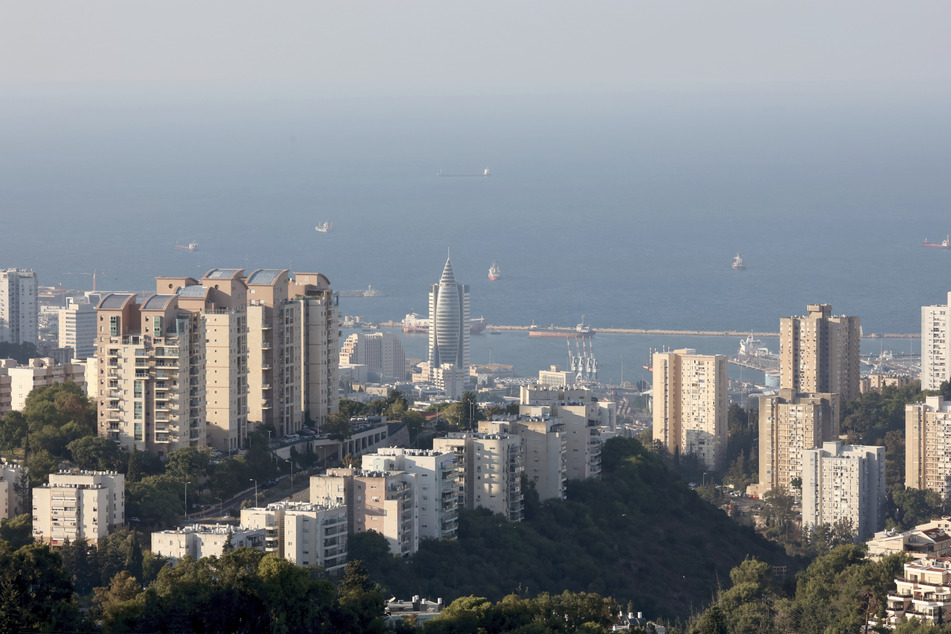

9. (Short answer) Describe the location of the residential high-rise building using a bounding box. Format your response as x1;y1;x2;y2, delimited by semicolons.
32;470;125;546
780;304;861;405
757;389;838;496
95;293;206;456
480;417;567;502
652;348;728;470
310;468;419;556
361;448;461;540
0;268;38;346
802;441;885;541
906;396;951;498
432;432;524;522
58;294;101;360
159;270;249;452
922;292;951;391
428;256;469;395
518;386;602;481
240;501;347;572
340;332;407;381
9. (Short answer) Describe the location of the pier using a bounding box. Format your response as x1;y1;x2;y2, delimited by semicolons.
376;321;919;339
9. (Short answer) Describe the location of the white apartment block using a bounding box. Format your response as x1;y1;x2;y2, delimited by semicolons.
0;357;87;417
0;461;26;520
802;441;885;541
432;433;524;522
58;295;101;360
922;292;951;390
95;293;206;456
757;389;838;496
151;524;264;560
866;522;951;560
0;269;38;346
240;501;347;572
340;332;407;381
906;396;951;498
480;418;566;502
310;468;419;556
361;448;461;540
652;349;728;471
32;470;125;546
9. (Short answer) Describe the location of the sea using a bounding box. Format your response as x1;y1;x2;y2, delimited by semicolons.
2;83;949;385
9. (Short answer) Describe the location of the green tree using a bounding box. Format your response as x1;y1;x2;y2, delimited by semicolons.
0;513;33;549
335;561;385;633
0;411;27;453
67;435;123;471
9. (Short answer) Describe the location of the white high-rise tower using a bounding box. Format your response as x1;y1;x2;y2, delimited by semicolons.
428;256;470;397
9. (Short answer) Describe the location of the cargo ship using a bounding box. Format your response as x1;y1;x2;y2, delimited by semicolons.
174;241;199;252
923;235;951;249
338;285;384;298
488;262;501;281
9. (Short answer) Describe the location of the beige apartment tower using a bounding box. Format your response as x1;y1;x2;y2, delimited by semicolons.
757;389;838;496
652;349;728;470
95;293;206;455
906;396;951;499
780;304;861;406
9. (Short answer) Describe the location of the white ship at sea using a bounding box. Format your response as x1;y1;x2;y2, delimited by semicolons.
315;221;333;233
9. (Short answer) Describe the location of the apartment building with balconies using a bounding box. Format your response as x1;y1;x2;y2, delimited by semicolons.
480;417;566;502
95;293;205;455
432;432;524;522
802;441;885;541
0;357;87;418
310;468;418;556
361;448;461;540
780;304;861;406
241;500;347;572
885;558;951;628
32;470;124;546
906;396;951;499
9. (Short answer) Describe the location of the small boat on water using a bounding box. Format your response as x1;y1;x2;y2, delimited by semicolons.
732;252;746;270
175;241;199;252
488;261;501;281
315;221;333;233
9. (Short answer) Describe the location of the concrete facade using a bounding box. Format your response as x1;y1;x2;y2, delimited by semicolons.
0;357;87;417
361;448;461;541
58;294;101;360
923;292;951;391
757;389;838;496
802;441;885;541
151;524;264;560
480;417;567;502
340;332;407;381
32;470;125;546
906;396;951;499
310;468;419;556
432;432;524;522
241;501;347;572
652;349;728;470
780;304;861;406
427;257;470;394
95;293;206;456
0;269;38;346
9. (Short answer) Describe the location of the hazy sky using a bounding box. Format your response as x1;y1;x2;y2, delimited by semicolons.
2;1;950;94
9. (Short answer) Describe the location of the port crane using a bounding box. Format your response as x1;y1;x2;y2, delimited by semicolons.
64;269;107;292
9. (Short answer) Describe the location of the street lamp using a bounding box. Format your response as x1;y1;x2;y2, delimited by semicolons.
250;478;258;507
702;472;707;488
283;458;295;486
184;481;191;519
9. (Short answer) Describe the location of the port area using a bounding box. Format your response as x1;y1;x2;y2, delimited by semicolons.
378;322;918;339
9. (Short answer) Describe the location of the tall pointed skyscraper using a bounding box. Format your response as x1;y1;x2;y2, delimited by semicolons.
428;255;470;396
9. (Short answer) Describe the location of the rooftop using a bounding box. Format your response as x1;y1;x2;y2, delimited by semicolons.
246;269;287;286
97;293;136;310
141;294;176;311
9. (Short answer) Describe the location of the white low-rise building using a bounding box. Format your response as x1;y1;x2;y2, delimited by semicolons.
151;524;264;560
886;558;951;627
32;470;124;546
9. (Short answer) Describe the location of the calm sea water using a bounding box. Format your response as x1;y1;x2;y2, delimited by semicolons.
1;84;947;383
